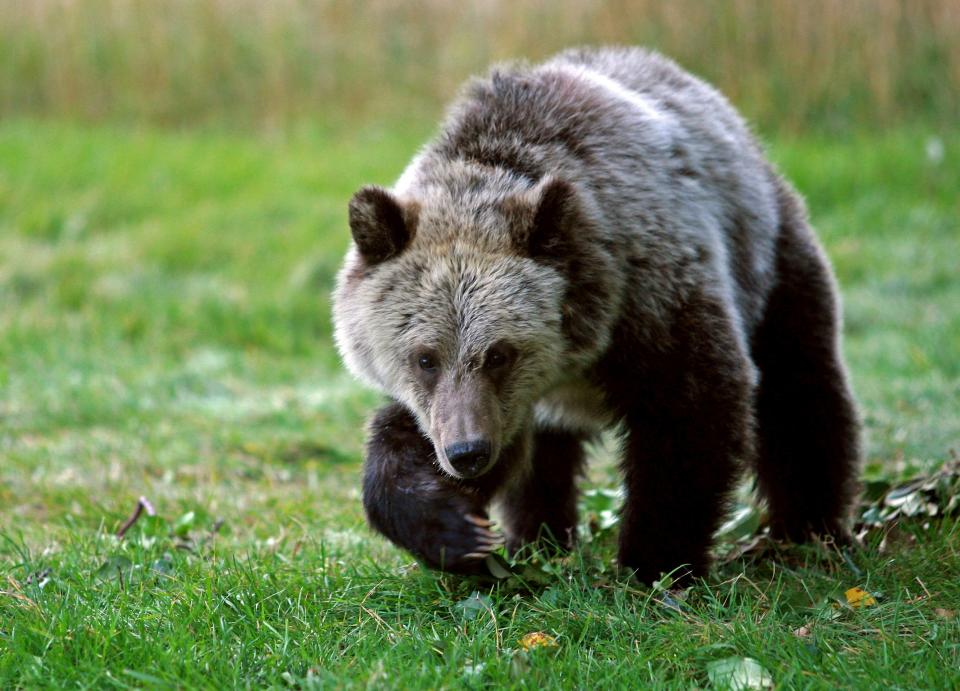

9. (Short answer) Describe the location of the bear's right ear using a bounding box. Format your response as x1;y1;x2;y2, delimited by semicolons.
348;186;413;265
512;177;582;261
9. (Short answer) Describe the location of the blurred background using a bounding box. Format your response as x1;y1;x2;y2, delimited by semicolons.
1;1;958;544
3;0;959;132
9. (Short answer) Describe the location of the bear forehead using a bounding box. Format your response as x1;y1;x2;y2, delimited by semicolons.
368;249;564;347
411;202;516;252
403;168;534;251
386;247;561;306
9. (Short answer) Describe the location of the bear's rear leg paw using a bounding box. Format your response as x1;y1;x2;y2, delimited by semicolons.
768;515;852;546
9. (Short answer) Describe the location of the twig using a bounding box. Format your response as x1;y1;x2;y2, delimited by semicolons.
117;496;156;538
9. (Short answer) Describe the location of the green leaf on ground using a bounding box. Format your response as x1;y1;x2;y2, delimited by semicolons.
706;657;774;690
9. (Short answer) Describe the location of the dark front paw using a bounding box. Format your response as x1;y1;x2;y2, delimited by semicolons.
365;487;504;574
362;401;509;574
415;510;505;574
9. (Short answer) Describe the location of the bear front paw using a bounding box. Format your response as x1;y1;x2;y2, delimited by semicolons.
417;509;505;573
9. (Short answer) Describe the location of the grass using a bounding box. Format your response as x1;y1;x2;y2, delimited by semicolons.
1;119;959;687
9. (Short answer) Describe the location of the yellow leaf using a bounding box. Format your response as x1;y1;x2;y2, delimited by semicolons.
845;587;877;608
519;632;559;651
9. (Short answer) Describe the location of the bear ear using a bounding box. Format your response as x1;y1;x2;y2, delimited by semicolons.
348;185;413;265
518;177;581;260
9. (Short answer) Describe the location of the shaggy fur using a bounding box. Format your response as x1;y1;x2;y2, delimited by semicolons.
333;47;860;583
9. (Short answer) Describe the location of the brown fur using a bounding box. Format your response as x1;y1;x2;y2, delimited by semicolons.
337;47;861;583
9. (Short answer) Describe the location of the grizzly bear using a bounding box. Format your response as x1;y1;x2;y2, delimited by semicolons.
332;47;860;583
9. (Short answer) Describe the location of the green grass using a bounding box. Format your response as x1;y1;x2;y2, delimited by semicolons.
1;120;958;688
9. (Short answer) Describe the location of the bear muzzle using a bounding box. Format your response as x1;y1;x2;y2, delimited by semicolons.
430;373;503;479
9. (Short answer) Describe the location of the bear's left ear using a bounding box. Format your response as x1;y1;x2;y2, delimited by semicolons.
348;185;415;265
514;177;582;260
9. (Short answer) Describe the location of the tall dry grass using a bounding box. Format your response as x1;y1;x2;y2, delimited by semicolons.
1;0;957;132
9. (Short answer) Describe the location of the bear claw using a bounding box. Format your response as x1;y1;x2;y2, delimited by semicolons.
471;526;505;547
465;514;496;528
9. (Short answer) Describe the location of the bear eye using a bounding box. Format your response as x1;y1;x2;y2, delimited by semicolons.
484;344;514;371
417;353;438;372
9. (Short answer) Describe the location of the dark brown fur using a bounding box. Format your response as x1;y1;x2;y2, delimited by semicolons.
498;428;588;555
363;403;508;574
594;287;755;582
750;178;861;541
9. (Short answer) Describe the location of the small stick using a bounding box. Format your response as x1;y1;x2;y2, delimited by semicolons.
915;576;932;600
116;496;157;538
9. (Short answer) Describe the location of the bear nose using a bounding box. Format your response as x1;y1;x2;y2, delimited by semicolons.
444;440;491;478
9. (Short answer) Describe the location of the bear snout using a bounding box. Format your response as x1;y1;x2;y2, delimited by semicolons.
444;440;492;478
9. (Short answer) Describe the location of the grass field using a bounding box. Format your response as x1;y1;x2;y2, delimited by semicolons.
1;120;959;687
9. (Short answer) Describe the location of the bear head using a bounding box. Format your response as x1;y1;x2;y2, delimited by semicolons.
333;167;615;480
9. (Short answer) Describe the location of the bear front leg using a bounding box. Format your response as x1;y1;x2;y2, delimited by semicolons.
362;402;505;573
605;294;755;584
498;428;586;555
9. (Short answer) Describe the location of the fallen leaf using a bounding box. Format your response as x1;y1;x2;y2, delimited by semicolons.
454;592;492;621
706;656;773;690
519;631;559;651
25;568;52;588
715;505;760;542
934;608;955;619
863;479;893;502
95;555;133;582
484;553;514;580
652;574;674;591
845;586;877;608
719;534;774;565
855;459;960;541
659;593;684;612
174;511;196;537
462;662;485;677
580;487;623;536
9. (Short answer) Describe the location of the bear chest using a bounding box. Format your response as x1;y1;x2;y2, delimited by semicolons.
534;378;613;434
